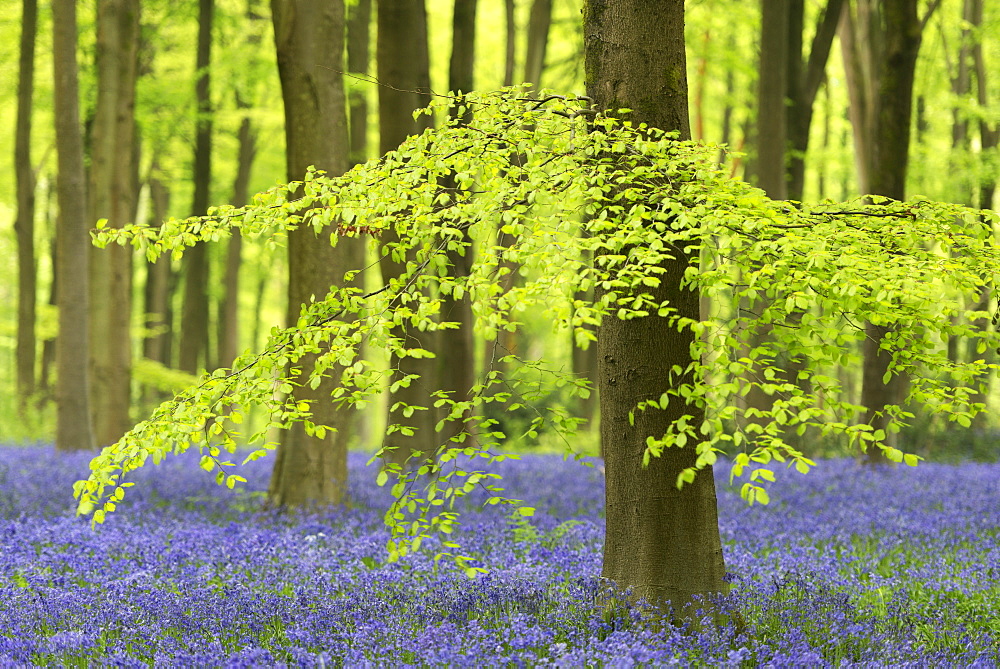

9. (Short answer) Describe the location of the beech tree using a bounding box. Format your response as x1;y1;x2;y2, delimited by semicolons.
75;1;1000;623
267;0;364;507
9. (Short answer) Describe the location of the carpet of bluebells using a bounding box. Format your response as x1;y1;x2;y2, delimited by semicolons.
1;445;999;667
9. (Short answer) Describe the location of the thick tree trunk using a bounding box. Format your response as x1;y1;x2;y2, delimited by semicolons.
15;0;38;406
179;0;214;374
268;0;363;507
89;0;140;445
53;0;96;451
847;0;932;463
377;0;439;469
584;0;728;620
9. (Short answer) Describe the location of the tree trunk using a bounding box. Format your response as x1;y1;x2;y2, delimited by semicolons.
756;0;789;200
53;0;96;451
179;0;214;374
218;113;255;369
845;0;933;462
523;0;552;89
585;0;728;620
503;0;515;87
89;0;140;445
346;0;370;167
15;0;38;407
436;0;479;447
377;0;439;469
268;0;363;507
785;0;843;201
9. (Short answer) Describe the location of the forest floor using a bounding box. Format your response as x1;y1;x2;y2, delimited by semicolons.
0;444;997;666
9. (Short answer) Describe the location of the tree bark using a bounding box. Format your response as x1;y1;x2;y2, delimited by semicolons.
756;0;789;200
179;0;214;374
503;0;515;87
268;0;363;507
585;0;728;620
15;0;38;407
844;0;933;462
53;0;96;451
89;0;140;445
377;0;439;469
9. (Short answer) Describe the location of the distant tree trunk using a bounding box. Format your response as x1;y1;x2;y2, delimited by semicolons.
89;0;140;445
143;169;173;369
14;0;38;407
268;0;363;507
437;0;478;447
346;0;370;167
585;0;728;620
756;0;788;200
377;0;439;469
503;0;515;86
218;111;255;368
785;0;843;201
53;0;96;451
179;0;214;374
843;0;937;462
38;179;57;401
968;0;996;428
523;0;551;89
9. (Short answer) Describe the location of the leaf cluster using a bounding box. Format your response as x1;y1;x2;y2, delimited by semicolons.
77;89;1000;566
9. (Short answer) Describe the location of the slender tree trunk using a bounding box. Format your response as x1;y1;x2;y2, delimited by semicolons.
785;0;843;201
585;0;728;620
503;0;515;87
89;0;140;445
218;113;256;368
969;0;995;428
268;0;363;507
377;0;439;469
179;0;214;374
15;0;38;407
437;0;479;447
143;170;173;368
347;0;370;167
53;0;96;451
523;0;551;89
39;179;57;401
756;0;788;200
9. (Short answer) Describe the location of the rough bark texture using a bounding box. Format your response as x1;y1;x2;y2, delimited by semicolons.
584;0;728;618
268;0;363;507
15;0;38;405
377;0;439;469
53;0;96;451
179;0;214;374
89;0;140;445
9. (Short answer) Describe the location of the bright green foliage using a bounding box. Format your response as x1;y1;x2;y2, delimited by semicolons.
74;90;1000;565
